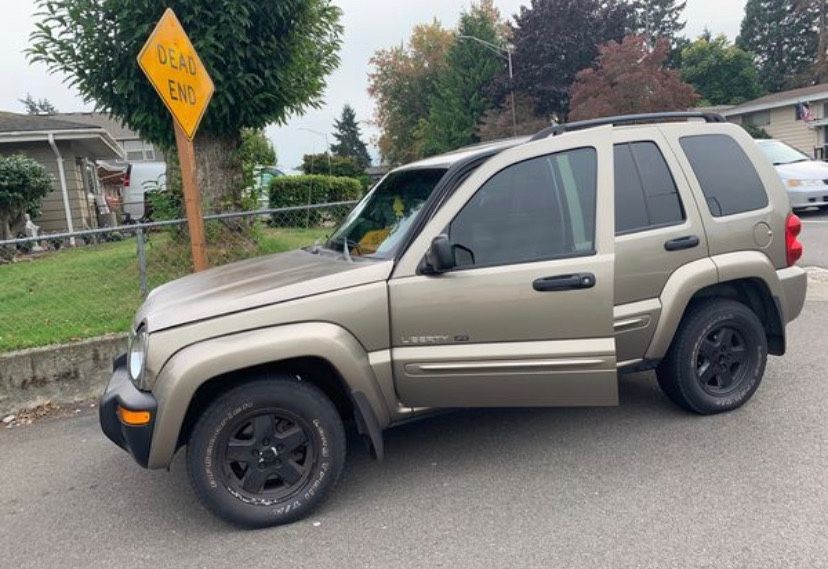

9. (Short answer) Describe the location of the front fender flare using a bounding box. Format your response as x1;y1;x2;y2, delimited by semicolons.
146;322;390;469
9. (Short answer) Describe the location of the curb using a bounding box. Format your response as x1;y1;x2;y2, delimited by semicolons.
0;334;127;417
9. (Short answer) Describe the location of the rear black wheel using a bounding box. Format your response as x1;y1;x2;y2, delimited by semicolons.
657;299;767;414
187;376;346;527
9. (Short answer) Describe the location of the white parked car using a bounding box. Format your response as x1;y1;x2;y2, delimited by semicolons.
756;139;828;210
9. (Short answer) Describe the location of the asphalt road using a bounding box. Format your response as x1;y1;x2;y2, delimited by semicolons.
2;302;827;568
799;207;828;269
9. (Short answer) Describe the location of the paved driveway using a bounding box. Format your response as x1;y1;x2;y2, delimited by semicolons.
1;301;827;568
799;207;828;269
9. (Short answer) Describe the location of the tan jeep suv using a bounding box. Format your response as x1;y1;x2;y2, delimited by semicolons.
100;112;807;527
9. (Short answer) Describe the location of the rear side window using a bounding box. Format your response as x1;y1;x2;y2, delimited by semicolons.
614;142;684;234
679;134;768;217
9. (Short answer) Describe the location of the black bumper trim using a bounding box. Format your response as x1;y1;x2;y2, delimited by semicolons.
99;355;157;468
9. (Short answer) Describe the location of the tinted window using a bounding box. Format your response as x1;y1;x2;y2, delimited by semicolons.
449;148;596;268
680;135;769;217
614;142;684;234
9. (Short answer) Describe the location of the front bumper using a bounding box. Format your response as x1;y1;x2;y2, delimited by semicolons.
787;186;828;208
99;354;157;468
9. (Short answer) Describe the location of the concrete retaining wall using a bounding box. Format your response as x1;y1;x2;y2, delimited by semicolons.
0;334;127;416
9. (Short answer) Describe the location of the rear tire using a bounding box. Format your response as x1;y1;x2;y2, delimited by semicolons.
657;299;767;415
187;376;346;527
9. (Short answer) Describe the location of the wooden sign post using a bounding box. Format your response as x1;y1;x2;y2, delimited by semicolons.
137;8;214;272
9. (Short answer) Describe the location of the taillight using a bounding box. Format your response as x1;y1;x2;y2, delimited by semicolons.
123;168;131;188
785;213;803;266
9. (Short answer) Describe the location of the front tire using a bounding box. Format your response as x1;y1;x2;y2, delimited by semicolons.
187;376;346;527
657;299;767;415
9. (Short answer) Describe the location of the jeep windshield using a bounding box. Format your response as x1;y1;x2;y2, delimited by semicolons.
325;168;447;258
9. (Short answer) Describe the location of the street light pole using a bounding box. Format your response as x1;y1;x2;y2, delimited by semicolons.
299;127;332;175
458;34;517;137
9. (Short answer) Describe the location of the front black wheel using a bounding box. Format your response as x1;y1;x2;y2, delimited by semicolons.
187;376;346;527
657;299;767;415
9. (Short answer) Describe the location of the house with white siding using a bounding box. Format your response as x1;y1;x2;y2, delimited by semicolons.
722;84;828;160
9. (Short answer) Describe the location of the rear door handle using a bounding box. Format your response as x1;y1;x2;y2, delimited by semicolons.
664;235;700;251
533;273;596;292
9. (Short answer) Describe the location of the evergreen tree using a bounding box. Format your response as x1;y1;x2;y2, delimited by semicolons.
420;1;505;156
330;104;371;168
632;0;687;47
737;0;818;92
18;93;57;115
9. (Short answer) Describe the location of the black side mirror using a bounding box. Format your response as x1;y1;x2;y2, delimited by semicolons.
423;234;455;274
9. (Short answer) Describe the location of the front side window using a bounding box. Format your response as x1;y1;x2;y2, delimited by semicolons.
680;134;769;217
448;148;597;268
326;168;446;258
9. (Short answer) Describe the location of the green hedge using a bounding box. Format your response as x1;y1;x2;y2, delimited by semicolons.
268;175;362;226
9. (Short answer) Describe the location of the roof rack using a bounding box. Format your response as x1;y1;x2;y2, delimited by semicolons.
529;112;726;141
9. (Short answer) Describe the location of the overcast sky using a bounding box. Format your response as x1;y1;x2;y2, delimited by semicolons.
0;0;747;169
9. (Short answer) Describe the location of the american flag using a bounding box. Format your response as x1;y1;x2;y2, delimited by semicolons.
796;101;814;122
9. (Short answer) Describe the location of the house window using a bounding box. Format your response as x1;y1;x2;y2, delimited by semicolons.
744;111;770;127
123;139;158;161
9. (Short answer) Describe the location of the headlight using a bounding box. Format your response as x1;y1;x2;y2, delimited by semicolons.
128;324;148;389
786;178;824;188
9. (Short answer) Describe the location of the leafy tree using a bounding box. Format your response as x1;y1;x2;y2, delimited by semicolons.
738;0;817;92
477;92;550;141
0;154;53;240
680;35;763;105
28;0;343;213
420;1;506;156
569;36;698;120
18;93;58;115
368;20;454;164
330;104;371;168
238;128;277;206
510;0;633;119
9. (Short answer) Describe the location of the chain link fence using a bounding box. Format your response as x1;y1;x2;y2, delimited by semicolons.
0;201;356;353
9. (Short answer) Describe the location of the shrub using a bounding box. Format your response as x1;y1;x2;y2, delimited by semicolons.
0;154;53;241
269;175;361;226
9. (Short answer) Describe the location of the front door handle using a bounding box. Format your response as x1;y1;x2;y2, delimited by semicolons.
664;235;700;251
533;273;596;292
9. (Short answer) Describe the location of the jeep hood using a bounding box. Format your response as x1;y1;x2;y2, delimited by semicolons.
136;249;393;332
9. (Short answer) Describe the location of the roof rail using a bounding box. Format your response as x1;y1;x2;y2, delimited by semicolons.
529;112;726;141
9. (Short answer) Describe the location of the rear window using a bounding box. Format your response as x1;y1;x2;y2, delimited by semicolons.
679;134;768;217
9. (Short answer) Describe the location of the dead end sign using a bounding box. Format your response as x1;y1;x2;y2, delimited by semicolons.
137;8;214;140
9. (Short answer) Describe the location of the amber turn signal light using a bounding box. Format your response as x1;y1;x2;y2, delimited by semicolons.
117;406;152;426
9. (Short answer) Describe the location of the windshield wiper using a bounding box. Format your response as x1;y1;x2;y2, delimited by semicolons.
327;236;364;259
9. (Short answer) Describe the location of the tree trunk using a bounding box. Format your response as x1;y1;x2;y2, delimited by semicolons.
191;131;244;213
0;212;10;241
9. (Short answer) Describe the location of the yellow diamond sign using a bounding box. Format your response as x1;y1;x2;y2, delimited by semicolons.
137;8;214;140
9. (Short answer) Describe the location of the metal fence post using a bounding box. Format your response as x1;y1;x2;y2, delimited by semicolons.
136;227;148;298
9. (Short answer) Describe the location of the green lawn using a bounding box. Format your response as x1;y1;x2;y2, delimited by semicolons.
0;226;326;352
